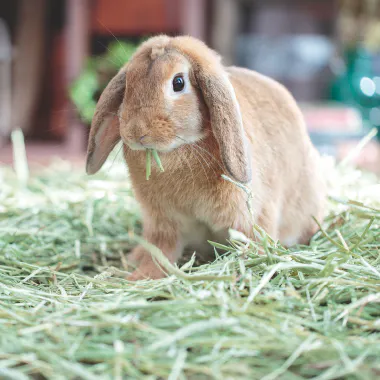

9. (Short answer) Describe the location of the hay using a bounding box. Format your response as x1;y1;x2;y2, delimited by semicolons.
0;156;379;379
146;149;164;181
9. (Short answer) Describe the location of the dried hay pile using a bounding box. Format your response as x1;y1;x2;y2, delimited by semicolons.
0;141;379;379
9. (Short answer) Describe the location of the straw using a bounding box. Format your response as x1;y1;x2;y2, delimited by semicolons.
11;129;29;187
152;149;164;172
146;149;164;180
0;148;379;378
145;149;152;180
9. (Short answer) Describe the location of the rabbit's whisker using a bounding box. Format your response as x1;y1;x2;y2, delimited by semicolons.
174;148;196;193
191;144;219;180
175;136;211;183
175;135;223;178
106;143;125;174
96;41;125;66
96;19;130;61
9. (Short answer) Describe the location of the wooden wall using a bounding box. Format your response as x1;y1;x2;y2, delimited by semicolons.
91;0;181;35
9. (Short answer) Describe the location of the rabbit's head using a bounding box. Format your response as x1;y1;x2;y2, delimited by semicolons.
86;35;251;183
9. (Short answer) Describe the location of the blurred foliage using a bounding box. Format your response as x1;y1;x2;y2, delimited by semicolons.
69;41;138;124
337;0;380;51
333;0;380;137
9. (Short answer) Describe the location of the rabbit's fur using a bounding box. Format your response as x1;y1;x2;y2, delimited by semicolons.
86;35;326;280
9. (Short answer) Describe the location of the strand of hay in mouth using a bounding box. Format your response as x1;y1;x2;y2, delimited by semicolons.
146;149;164;180
146;149;152;180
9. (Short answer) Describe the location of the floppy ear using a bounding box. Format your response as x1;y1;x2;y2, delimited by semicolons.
86;69;126;175
192;66;252;183
194;69;252;183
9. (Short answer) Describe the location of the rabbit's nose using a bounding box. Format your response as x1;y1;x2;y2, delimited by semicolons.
139;135;148;144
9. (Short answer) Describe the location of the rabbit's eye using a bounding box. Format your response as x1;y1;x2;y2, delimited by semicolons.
172;75;185;92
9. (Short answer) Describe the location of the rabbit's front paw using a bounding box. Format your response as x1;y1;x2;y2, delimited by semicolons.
127;258;166;281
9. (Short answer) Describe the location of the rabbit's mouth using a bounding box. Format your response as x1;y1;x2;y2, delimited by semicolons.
125;139;181;153
126;141;148;151
123;131;205;153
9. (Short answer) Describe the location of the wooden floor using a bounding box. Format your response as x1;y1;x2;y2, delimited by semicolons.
1;140;379;175
0;124;87;169
0;142;85;168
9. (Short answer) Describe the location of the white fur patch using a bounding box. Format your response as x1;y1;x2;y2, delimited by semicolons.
151;46;166;60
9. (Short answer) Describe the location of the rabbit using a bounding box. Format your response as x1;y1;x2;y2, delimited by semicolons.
86;35;326;281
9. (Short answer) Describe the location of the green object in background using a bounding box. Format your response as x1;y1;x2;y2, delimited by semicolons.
70;41;138;124
330;47;380;139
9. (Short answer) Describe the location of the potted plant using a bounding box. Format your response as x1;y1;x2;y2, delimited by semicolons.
69;41;138;125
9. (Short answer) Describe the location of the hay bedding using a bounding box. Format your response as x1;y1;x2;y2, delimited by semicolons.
0;152;379;379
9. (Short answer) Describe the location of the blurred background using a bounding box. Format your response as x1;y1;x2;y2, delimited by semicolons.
0;0;379;173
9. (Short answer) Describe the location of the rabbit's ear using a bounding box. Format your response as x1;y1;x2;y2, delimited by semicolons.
192;66;252;183
86;69;126;174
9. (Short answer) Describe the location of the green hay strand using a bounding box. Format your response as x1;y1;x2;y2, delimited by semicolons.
0;158;379;379
146;149;164;180
145;149;152;180
152;149;164;172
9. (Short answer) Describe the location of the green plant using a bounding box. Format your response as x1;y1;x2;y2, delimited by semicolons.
69;41;138;124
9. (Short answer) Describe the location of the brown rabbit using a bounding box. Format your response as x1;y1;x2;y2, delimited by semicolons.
86;35;326;280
